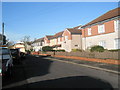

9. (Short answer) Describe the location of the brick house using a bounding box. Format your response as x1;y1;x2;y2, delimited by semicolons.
32;38;44;52
81;7;120;50
62;28;82;52
44;35;53;46
14;42;25;53
50;31;63;50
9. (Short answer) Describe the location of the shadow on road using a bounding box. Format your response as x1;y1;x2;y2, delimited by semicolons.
2;55;53;88
12;76;113;89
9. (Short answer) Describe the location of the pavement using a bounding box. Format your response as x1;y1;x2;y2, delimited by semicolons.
47;56;120;74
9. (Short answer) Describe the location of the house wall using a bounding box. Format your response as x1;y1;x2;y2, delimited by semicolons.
62;40;72;52
62;30;72;40
14;44;25;52
62;30;72;52
57;37;63;44
82;19;119;50
82;20;115;37
50;38;57;46
33;46;43;52
71;35;82;50
32;41;44;52
44;37;50;46
56;37;63;50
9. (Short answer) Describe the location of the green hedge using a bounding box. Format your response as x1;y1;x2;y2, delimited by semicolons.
90;45;105;52
42;46;53;52
72;49;82;52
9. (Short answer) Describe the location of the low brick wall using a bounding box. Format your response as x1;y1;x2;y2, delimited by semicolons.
53;55;120;65
31;51;120;65
45;51;119;60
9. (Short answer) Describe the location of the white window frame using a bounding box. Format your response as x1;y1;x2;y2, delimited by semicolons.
88;28;92;35
98;24;105;33
58;37;61;42
114;38;120;49
114;19;120;32
65;36;68;41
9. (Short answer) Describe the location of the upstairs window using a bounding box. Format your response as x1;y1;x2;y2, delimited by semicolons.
88;28;92;35
98;24;105;33
58;37;61;42
65;36;68;41
114;19;120;32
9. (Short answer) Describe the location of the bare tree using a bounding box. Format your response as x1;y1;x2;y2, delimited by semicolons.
21;36;30;43
21;36;31;51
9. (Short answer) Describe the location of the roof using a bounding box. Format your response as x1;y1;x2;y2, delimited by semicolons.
82;7;120;27
73;25;82;29
51;31;64;39
33;37;44;43
45;35;53;40
67;28;82;34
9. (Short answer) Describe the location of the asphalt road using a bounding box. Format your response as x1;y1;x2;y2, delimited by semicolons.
2;55;119;89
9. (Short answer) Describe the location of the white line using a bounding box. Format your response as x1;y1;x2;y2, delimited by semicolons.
45;57;120;75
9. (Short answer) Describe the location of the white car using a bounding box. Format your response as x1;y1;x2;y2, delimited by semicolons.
0;47;13;76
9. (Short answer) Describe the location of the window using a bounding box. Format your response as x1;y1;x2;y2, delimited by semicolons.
58;37;61;42
98;24;105;33
114;38;120;49
99;41;106;48
65;36;68;41
88;28;92;35
75;45;78;47
114;19;120;31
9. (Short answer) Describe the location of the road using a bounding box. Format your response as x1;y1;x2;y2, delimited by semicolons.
2;55;119;89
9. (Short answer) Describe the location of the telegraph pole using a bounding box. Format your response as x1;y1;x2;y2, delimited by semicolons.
2;22;4;35
2;22;5;45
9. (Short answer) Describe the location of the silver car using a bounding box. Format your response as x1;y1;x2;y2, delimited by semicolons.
0;47;13;76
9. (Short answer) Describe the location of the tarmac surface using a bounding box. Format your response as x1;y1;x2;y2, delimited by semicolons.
2;55;119;89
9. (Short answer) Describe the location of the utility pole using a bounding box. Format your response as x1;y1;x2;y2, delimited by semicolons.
2;22;5;45
2;22;4;35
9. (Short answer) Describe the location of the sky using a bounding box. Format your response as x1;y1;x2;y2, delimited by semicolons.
2;2;118;43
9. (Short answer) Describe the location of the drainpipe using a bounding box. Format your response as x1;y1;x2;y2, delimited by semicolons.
84;28;86;50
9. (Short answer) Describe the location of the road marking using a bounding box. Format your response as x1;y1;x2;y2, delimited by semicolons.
45;57;120;75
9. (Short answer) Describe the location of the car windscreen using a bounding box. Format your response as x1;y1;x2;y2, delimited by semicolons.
0;49;9;55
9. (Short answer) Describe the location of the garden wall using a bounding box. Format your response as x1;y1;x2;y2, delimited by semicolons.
43;51;119;60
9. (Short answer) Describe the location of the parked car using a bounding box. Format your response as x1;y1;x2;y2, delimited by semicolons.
20;52;26;59
10;49;21;64
0;47;13;77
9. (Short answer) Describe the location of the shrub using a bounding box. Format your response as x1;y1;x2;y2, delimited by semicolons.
72;49;82;52
42;46;53;52
90;45;105;52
